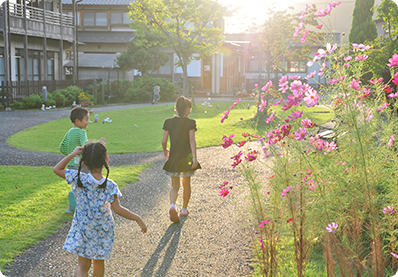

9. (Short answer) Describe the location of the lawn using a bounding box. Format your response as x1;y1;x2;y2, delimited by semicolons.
0;164;151;271
8;101;334;154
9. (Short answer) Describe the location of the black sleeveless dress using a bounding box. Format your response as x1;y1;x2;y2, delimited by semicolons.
162;116;201;176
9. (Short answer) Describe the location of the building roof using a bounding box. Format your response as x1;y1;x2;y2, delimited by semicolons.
78;31;134;43
65;53;120;68
63;0;134;5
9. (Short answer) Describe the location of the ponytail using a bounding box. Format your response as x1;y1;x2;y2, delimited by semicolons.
98;160;109;189
76;157;85;188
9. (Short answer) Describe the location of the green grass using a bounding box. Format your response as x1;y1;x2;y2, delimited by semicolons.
0;164;151;271
8;102;334;154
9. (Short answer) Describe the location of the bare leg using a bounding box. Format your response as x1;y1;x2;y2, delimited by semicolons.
170;177;180;204
77;256;91;277
182;177;191;209
169;177;181;222
93;259;105;277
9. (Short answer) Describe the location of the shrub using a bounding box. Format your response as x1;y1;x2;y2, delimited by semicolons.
131;76;176;103
20;94;42;109
52;91;66;107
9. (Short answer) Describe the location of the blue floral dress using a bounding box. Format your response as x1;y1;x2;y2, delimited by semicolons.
64;169;122;260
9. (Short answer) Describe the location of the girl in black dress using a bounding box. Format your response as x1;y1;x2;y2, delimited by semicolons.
162;96;201;223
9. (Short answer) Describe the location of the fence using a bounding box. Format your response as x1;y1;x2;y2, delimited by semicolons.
0;79;97;107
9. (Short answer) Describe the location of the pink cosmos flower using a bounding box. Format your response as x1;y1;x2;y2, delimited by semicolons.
287;218;293;223
329;78;337;85
383;84;392;93
304;89;319;107
344;63;349;67
331;1;342;7
388;136;394;147
301;29;309;43
326;222;338;232
365;109;373;121
290;80;303;93
259;237;264;249
281;186;291;197
288;110;304;121
387;54;398;67
324;141;338;153
231;151;243;161
383;206;394;214
237;140;246;147
245;150;258;162
301;118;316;128
281;104;292;111
317;43;337;58
218;181;229;189
305;71;316;80
388;92;398;98
265;113;275;124
258;100;267;112
318;62;326;76
337;76;346;82
392;73;398;85
231;159;242;168
221;134;235;148
259;220;270;228
352;43;371;52
369;78;383;85
391;253;398;259
287;91;303;106
221;110;230;123
350;79;361;91
255;83;258;89
316;4;332;17
315;24;323;29
220;188;229;197
377;103;389;111
295;127;307;141
344;56;352;61
355;54;368;61
306;169;312;175
309;135;324;150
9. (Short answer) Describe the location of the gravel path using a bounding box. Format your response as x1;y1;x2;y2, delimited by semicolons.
1;101;261;277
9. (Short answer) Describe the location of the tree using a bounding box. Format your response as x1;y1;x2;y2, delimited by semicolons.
116;36;169;76
363;0;398;77
349;0;377;44
128;0;230;96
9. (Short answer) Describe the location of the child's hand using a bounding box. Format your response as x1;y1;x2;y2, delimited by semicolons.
191;157;199;169
138;220;147;234
164;149;169;158
71;146;83;156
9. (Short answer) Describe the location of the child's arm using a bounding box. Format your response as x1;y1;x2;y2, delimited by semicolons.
161;130;169;158
53;146;83;179
111;196;147;234
59;136;68;156
189;129;199;169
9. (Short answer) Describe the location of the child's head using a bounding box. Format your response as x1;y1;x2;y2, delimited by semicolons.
175;96;192;117
70;107;89;129
77;141;109;189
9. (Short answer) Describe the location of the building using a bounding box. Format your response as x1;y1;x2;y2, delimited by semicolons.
0;0;74;83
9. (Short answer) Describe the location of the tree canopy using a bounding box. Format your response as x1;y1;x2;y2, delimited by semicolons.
116;35;169;76
349;0;377;44
128;0;230;96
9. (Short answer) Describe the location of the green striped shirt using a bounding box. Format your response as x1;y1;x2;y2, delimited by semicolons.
59;127;88;166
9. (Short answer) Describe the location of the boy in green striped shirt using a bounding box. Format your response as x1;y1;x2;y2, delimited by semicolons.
59;107;89;213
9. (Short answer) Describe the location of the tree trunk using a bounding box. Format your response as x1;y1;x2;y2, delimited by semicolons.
182;56;188;97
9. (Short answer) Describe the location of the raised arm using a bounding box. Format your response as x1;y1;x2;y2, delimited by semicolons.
53;146;83;179
111;195;147;233
189;129;198;169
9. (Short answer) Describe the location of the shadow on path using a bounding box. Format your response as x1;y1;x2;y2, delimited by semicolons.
140;217;187;277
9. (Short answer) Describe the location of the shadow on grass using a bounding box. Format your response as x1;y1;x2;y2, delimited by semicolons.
140;217;187;277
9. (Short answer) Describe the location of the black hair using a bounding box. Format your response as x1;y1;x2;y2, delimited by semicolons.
76;141;109;189
70;107;89;123
176;96;192;117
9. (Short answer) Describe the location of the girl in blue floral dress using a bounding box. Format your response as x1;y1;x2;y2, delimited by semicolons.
53;141;147;277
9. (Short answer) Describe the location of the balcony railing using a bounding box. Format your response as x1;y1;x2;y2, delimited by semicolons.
7;2;74;26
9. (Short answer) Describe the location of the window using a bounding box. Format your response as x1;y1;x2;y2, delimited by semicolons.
110;12;132;25
83;12;94;26
288;60;306;73
96;12;107;26
83;12;108;27
111;12;122;24
15;49;25;81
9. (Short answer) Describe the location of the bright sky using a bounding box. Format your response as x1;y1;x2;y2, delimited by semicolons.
221;0;300;33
